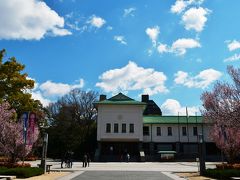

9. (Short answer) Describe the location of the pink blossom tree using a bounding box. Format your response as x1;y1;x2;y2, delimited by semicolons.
0;102;39;163
201;66;240;163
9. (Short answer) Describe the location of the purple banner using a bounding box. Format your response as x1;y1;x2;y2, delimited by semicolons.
21;112;29;144
27;112;36;145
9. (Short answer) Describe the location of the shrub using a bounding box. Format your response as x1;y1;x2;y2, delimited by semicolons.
204;169;240;179
0;156;9;162
216;163;240;170
0;167;44;178
0;162;31;168
25;156;38;161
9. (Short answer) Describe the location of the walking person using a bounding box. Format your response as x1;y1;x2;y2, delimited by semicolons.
83;154;87;167
126;153;130;163
87;153;91;167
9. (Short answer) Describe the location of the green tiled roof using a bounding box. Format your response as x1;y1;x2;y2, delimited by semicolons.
143;116;203;124
94;93;146;105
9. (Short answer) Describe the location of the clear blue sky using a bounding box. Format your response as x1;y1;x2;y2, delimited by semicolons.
0;0;239;115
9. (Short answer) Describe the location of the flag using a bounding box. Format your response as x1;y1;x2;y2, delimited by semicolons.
27;112;36;145
21;112;29;144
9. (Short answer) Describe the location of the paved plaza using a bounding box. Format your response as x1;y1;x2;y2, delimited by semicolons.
27;160;218;179
71;171;173;180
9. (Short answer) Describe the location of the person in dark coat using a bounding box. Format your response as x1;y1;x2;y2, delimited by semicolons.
83;154;87;167
87;153;91;167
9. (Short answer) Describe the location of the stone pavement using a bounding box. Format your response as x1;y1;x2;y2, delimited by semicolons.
27;160;218;180
71;171;174;180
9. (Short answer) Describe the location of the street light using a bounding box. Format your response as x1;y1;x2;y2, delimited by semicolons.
39;118;50;174
198;134;206;176
40;132;48;173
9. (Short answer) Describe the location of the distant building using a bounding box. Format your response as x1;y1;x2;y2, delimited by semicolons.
94;93;219;161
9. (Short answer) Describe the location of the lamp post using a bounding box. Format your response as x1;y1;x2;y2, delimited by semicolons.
40;132;48;173
198;134;206;176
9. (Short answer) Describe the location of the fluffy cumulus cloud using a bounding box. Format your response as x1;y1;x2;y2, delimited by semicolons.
123;7;136;17
145;26;160;47
114;36;127;45
87;15;106;28
171;0;204;14
29;79;85;107
171;0;188;14
182;7;210;32
174;69;222;88
227;40;240;51
157;38;201;55
161;99;199;115
40;79;84;97
96;61;168;95
0;0;71;40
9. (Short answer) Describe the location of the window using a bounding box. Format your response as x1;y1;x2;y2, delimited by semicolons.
114;123;118;133
106;123;111;133
143;126;149;136
157;127;161;136
193;127;198;136
167;127;172;136
182;127;187;136
122;123;126;133
129;124;134;133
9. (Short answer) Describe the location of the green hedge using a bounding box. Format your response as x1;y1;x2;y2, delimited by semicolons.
0;167;44;178
204;169;240;179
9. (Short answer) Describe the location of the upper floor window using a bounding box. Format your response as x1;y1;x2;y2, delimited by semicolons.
157;127;161;136
182;127;187;136
193;127;198;136
129;124;134;133
106;123;111;133
114;123;118;133
167;127;172;136
122;123;126;133
143;126;149;136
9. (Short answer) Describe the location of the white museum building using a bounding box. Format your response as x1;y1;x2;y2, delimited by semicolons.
94;93;219;161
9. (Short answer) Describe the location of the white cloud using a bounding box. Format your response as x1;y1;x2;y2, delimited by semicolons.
87;15;106;28
161;99;199;115
157;44;169;53
96;61;168;95
182;7;210;32
171;0;188;14
174;69;222;88
172;38;201;55
31;91;51;107
114;36;127;45
39;79;84;97
227;40;240;51
0;0;71;40
171;0;205;14
145;26;160;47
123;7;136;17
224;53;240;62
157;38;201;56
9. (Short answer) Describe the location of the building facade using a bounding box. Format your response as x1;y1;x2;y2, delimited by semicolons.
94;93;219;161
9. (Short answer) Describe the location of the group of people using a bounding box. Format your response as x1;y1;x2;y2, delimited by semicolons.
82;153;91;167
61;151;73;168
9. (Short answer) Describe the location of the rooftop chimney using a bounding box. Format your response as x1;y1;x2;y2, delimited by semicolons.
99;94;107;101
142;94;149;102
